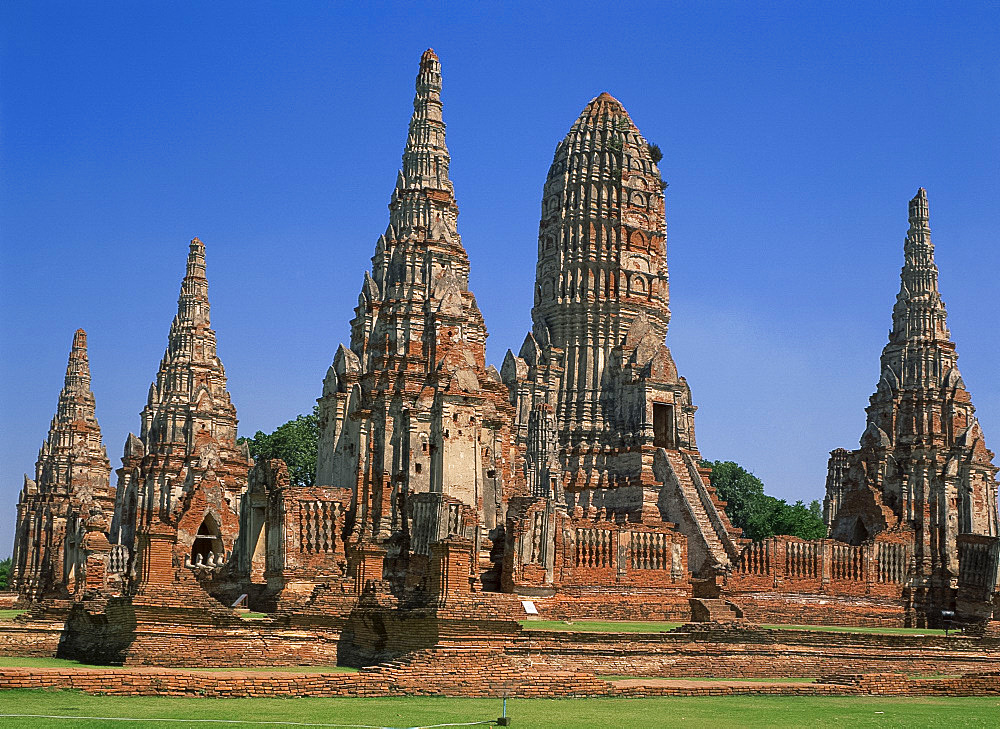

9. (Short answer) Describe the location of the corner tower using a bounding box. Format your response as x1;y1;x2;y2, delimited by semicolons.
111;238;249;588
316;51;521;574
503;94;741;575
825;189;999;618
10;329;114;599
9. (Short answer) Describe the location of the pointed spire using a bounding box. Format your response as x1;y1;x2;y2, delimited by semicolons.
399;48;454;198
39;329;109;493
62;329;93;409
891;188;949;344
172;237;211;338
141;238;239;454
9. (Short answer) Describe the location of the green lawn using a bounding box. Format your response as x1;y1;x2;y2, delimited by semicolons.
758;623;949;636
520;619;950;636
0;691;997;728
522;620;684;632
0;610;25;621
0;657;106;669
237;611;270;619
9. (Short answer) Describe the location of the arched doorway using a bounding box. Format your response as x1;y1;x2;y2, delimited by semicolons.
190;513;224;565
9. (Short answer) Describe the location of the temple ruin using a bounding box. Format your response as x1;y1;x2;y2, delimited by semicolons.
5;51;999;668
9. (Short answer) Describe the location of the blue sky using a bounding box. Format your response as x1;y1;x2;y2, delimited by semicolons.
1;1;998;550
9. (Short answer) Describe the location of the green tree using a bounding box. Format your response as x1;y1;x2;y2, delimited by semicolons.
0;557;11;590
701;460;826;541
238;407;319;488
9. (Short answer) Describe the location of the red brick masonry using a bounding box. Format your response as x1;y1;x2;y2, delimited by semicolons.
0;663;996;698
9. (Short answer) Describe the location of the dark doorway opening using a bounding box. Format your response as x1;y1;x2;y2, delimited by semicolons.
653;403;675;449
191;514;223;565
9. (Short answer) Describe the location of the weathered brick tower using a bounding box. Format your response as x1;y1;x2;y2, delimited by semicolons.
315;50;522;583
825;189;1000;620
502;93;741;575
110;238;249;589
10;330;115;600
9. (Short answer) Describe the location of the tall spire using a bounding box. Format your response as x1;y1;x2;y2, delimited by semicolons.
10;329;113;598
399;49;452;194
137;237;241;475
169;237;212;354
385;49;459;247
53;329;98;433
37;329;109;494
355;48;475;361
113;237;248;563
890;188;950;346
318;50;520;545
826;188;999;620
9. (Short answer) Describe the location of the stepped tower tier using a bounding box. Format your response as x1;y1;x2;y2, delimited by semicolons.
825;189;999;617
10;329;114;599
316;50;522;577
502;93;742;576
111;238;249;587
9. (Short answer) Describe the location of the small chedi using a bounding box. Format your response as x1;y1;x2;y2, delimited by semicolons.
10;330;115;601
823;189;1000;623
6;50;1000;668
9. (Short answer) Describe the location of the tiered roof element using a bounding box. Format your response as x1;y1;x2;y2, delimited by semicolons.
111;238;248;582
825;189;999;604
10;329;113;598
316;51;520;579
502;93;742;575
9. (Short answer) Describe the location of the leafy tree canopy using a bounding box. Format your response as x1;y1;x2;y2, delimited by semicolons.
701;460;826;541
238;407;319;488
0;557;11;590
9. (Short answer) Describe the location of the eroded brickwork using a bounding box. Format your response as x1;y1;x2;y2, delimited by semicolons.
9;330;116;601
314;49;523;593
500;93;742;577
110;237;251;593
7;52;1000;677
824;189;1000;622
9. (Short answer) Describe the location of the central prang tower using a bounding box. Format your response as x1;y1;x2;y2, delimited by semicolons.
316;50;521;582
502;93;741;575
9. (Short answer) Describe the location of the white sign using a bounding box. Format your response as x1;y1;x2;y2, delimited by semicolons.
521;600;538;615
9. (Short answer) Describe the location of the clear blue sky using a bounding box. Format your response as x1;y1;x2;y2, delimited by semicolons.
2;1;998;551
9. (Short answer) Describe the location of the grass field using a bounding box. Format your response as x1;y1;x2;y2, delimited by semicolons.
520;619;949;636
0;690;996;727
0;610;25;621
522;620;684;632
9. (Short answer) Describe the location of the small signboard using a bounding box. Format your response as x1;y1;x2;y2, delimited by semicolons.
521;600;538;615
232;593;248;608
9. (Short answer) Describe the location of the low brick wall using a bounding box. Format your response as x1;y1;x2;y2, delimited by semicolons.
0;665;996;698
0;647;604;699
515;625;1000;679
0;619;64;657
727;591;909;627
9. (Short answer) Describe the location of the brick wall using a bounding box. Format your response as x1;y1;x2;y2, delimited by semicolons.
514;625;1000;679
0;664;995;698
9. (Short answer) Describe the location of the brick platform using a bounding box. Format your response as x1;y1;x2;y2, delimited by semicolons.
0;665;996;698
513;625;1000;679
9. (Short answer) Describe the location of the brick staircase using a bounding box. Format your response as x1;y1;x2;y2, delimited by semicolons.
664;450;736;569
689;597;743;623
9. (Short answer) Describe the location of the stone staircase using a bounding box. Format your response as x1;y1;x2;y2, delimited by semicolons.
664;450;734;567
689;597;743;623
